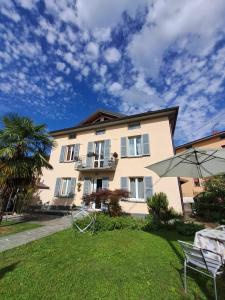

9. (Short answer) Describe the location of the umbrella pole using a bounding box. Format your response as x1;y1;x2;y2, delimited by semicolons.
194;150;203;178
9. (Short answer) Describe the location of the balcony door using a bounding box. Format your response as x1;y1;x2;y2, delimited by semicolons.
94;141;105;168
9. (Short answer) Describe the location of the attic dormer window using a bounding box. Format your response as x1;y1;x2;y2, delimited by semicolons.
95;129;105;135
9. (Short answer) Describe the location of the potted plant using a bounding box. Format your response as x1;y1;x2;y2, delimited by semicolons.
77;182;82;192
112;152;118;159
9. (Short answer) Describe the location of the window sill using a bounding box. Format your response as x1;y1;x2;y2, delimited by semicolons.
121;198;146;203
55;195;75;198
121;155;150;159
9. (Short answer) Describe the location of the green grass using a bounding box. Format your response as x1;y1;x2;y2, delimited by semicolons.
0;221;41;237
0;229;225;300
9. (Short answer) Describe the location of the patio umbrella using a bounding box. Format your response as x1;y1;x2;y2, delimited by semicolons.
146;148;225;178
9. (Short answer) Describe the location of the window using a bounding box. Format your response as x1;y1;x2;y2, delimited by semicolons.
66;145;75;161
129;178;144;199
128;122;140;130
220;134;225;140
94;141;105;168
95;129;105;135
128;136;142;156
193;178;201;187
61;178;70;196
68;133;76;139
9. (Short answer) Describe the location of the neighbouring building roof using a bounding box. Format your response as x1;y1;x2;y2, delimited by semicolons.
176;130;225;151
50;107;179;137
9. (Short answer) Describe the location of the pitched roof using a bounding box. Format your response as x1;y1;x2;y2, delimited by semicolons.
176;130;225;150
79;109;125;125
50;106;179;137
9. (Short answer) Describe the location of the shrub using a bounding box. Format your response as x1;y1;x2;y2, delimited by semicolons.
160;207;183;225
82;189;129;217
176;221;204;236
194;191;225;222
73;213;146;232
147;192;169;223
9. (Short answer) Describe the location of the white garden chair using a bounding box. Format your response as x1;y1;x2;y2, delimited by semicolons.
178;240;224;300
215;225;225;231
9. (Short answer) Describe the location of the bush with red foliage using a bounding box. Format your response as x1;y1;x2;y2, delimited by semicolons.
82;189;129;217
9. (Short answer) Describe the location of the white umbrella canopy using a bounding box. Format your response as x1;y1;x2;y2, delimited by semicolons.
146;148;225;178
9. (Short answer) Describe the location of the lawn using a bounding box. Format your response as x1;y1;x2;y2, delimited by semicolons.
0;229;225;300
0;221;41;237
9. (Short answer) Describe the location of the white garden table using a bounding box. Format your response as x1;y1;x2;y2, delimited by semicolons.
194;229;225;263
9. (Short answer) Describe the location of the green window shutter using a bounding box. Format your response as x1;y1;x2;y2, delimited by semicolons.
86;142;94;168
83;177;91;195
102;177;109;189
121;137;127;158
59;146;67;162
142;134;150;156
73;144;80;159
68;178;76;197
120;177;129;191
54;178;61;197
103;140;111;167
144;176;153;200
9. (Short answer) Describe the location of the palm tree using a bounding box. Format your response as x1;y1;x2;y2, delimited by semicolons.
0;113;54;222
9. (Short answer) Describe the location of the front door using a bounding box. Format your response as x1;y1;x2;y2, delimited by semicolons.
92;179;102;209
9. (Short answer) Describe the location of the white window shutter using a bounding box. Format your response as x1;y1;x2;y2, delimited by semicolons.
73;144;80;158
86;142;94;167
103;140;111;167
68;178;76;197
83;177;91;195
102;177;109;189
120;177;129;191
144;176;153;200
121;137;127;157
142;134;150;156
59;146;66;162
54;178;61;197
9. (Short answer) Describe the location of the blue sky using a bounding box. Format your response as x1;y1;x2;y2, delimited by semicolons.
1;0;225;146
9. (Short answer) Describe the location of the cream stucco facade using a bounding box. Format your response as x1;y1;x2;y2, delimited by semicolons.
40;108;183;215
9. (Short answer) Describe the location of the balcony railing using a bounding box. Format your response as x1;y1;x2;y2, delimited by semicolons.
74;153;118;171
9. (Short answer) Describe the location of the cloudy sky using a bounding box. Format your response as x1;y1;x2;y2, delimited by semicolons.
1;0;225;145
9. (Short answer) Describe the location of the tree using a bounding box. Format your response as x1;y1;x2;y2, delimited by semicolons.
203;175;225;199
0;113;54;222
147;192;169;224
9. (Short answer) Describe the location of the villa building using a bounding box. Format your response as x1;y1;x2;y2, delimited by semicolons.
39;107;183;215
176;130;225;205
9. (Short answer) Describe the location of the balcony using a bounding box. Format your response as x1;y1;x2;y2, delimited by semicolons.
74;153;118;172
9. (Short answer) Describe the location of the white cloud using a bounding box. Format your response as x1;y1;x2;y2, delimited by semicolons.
76;0;147;29
93;82;104;91
16;0;37;10
81;66;90;77
128;0;225;77
93;27;111;42
64;52;80;69
0;0;21;22
56;62;66;72
86;42;99;59
108;82;122;94
104;47;121;63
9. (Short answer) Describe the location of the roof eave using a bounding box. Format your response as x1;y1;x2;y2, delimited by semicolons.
50;106;179;137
